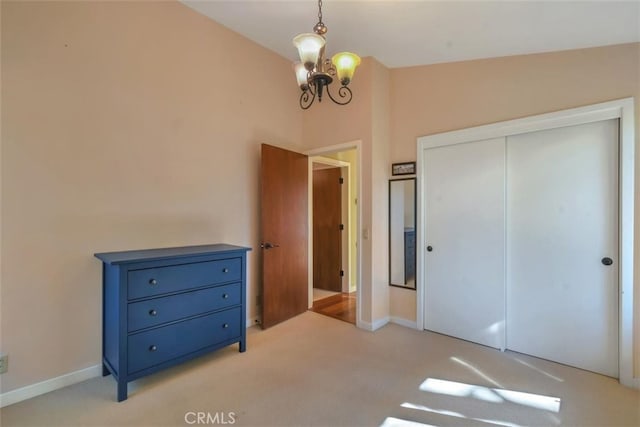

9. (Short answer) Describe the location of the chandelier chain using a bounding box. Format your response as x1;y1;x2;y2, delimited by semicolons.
317;0;323;26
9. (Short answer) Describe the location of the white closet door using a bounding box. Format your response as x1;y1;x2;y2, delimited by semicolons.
506;120;619;377
424;138;505;349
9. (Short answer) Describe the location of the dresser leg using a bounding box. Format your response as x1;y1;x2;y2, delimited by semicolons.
239;339;246;353
117;381;128;402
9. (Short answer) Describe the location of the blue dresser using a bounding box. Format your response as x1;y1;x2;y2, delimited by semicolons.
95;244;251;401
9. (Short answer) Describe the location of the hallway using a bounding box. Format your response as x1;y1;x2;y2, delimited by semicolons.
311;292;356;324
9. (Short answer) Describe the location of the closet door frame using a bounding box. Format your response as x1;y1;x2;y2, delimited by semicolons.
416;97;636;388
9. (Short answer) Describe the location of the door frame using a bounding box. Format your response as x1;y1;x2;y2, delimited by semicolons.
416;98;636;388
309;156;352;299
307;141;363;327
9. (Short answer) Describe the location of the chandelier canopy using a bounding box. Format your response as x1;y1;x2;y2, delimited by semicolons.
293;0;361;110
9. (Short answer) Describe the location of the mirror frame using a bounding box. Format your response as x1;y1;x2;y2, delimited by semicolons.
388;177;417;290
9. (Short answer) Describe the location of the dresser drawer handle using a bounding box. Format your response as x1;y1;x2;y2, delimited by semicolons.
222;268;229;273
149;345;158;352
222;323;229;329
149;309;157;316
222;293;229;299
149;279;157;286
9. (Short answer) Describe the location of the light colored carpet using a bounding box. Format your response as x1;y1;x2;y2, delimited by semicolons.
1;311;639;427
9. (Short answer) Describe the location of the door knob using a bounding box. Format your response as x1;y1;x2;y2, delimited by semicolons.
260;242;280;250
601;257;613;266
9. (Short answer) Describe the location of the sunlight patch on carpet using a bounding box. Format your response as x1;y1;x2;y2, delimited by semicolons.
380;416;437;427
419;378;561;412
512;357;565;382
401;402;523;427
450;356;504;388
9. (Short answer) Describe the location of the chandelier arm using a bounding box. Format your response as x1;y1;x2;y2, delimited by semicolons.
300;89;316;110
307;80;316;96
325;84;353;106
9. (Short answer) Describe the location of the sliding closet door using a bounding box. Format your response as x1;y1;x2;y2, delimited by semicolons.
424;138;505;349
506;120;619;377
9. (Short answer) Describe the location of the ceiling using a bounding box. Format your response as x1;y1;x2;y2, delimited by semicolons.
181;1;640;69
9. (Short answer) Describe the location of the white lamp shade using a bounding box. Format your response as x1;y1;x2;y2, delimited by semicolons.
294;62;309;89
293;33;325;71
331;52;361;86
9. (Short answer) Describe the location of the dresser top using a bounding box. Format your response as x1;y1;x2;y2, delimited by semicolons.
95;244;251;265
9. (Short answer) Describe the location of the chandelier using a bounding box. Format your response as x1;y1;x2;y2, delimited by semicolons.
293;0;361;110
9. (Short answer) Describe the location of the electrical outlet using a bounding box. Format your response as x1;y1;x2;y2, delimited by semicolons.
0;354;8;374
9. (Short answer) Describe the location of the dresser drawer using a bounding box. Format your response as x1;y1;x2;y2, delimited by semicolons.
128;258;241;300
128;307;241;374
127;283;241;332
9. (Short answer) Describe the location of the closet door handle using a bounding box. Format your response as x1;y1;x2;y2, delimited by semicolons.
427;246;433;252
601;257;613;266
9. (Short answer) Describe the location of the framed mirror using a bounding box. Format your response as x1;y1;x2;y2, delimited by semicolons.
389;178;416;289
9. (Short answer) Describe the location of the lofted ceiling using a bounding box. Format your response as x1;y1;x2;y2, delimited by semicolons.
181;1;640;69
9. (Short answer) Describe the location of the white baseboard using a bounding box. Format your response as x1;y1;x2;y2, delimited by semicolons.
390;316;418;329
0;364;102;408
371;317;390;331
247;316;260;328
358;316;389;331
620;376;640;390
1;322;260;408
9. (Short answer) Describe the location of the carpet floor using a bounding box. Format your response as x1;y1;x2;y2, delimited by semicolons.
1;311;639;427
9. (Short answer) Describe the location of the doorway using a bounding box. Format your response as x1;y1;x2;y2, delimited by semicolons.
309;150;359;324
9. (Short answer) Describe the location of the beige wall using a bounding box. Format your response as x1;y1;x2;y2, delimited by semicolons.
370;59;391;322
389;43;640;372
1;1;302;392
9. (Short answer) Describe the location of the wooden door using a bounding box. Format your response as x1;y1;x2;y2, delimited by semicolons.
313;167;342;292
423;137;506;350
506;120;619;377
261;144;308;329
